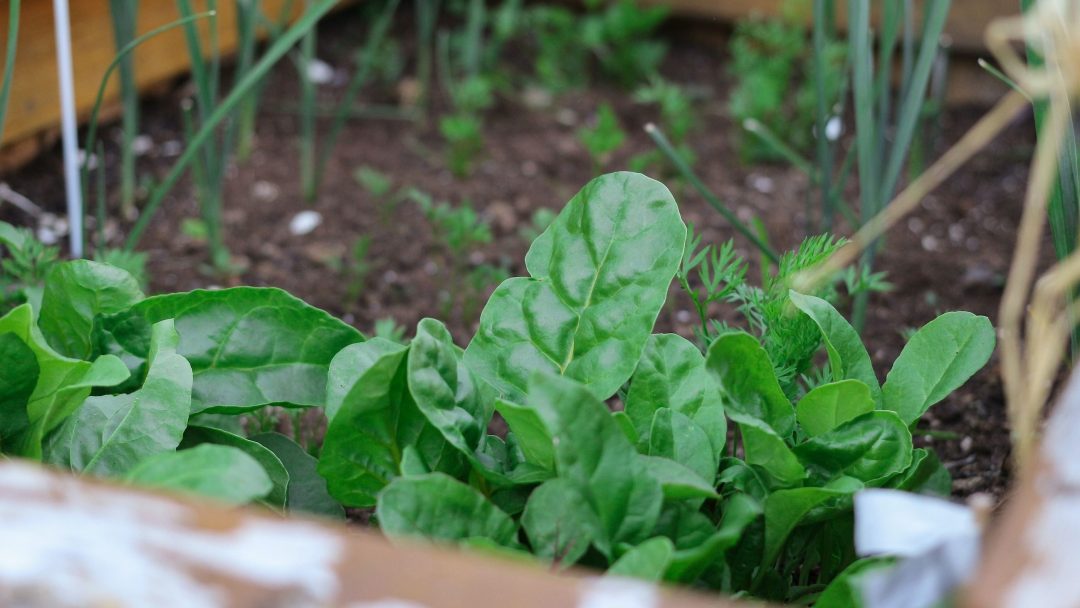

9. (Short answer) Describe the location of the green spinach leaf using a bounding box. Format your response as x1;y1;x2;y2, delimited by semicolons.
521;477;597;567
789;291;881;405
882;312;995;425
96;287;364;414
0;304;129;458
252;432;345;518
707;332;795;438
181;425;288;510
465;172;686;401
376;473;519;547
39;260;144;359
795;380;875;438
529;372;663;557
43;320;192;478
625;333;725;453
794;411;913;484
125;443;272;505
608;537;674;581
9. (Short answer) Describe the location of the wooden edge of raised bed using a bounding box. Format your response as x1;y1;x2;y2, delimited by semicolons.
961;363;1080;608
0;460;763;608
644;0;1016;54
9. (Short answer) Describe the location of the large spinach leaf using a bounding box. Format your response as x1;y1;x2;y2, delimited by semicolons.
528;372;664;557
39;260;144;359
125;443;272;505
43;320;192;477
465;172;686;401
882;312;995;425
96;287;364;414
0;304;129;457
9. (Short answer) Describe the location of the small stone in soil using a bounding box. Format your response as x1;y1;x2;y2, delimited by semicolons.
161;140;183;156
305;58;335;84
252;180;280;202
289;211;322;236
555;108;578;126
132;135;154;156
522;87;553;109
485;201;517;232
748;174;774;194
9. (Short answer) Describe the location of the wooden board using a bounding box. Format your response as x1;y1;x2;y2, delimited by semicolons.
962;363;1080;608
0;0;307;150
649;0;1018;53
0;461;755;608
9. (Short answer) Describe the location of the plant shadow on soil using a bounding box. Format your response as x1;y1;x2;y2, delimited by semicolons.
0;6;1047;502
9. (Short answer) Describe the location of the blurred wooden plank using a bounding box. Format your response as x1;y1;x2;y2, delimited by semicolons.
647;0;1018;53
0;461;759;608
962;364;1080;608
0;0;310;152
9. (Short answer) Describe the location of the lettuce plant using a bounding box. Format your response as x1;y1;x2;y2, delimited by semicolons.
0;172;993;604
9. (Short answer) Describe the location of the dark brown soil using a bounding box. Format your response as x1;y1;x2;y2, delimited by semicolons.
1;7;1041;500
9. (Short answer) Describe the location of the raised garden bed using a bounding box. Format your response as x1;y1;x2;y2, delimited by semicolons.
0;0;1072;605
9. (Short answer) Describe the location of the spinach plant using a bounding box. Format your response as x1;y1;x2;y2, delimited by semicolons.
0;253;357;515
0;173;992;605
0;221;58;314
311;172;994;603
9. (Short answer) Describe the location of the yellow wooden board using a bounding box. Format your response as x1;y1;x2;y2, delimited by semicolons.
0;0;307;149
648;0;1017;53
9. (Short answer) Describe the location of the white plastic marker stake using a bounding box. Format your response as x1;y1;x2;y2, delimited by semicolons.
51;0;83;258
853;489;982;608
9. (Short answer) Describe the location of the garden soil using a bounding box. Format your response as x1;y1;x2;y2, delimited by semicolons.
1;8;1045;503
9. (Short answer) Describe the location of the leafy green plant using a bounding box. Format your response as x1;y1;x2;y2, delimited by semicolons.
345;235;372;304
728;2;847;164
517;207;556;244
93;248;148;291
310;172;992;603
0;221;58;314
577;103;626;172
373;317;408;344
631;78;698;175
409;189;492;259
440;111;486;178
0;173;992;604
587;0;668;87
408;188;496;319
527;5;588;91
430;0;505;178
354;165;394;199
0;252;356;512
527;0;667;91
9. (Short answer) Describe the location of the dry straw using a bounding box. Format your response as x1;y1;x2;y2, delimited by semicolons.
794;0;1080;470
